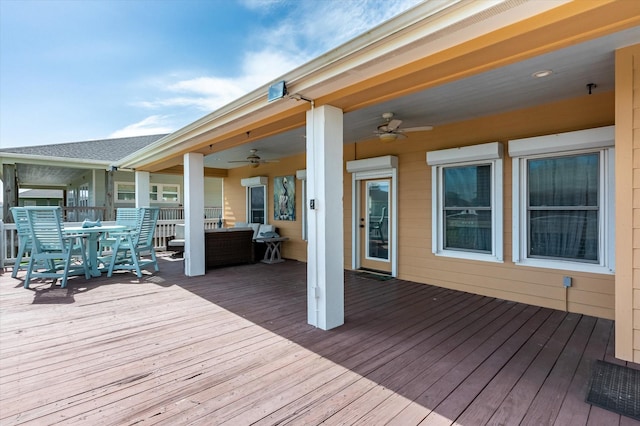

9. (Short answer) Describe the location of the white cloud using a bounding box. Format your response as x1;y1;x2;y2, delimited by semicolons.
109;115;175;138
132;0;421;129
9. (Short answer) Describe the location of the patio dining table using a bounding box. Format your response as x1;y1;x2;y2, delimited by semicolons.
64;224;127;277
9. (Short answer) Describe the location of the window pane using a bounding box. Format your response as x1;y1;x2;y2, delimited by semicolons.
443;165;492;252
367;181;389;260
162;185;179;201
444;165;491;207
529;210;598;262
117;184;135;201
445;210;492;252
250;186;265;224
528;154;599;207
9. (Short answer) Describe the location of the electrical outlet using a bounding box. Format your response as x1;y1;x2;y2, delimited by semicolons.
563;276;572;288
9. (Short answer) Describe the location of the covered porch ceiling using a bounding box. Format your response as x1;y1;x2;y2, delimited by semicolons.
119;0;640;174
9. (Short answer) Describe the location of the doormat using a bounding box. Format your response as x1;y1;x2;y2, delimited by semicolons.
355;271;393;281
585;360;640;421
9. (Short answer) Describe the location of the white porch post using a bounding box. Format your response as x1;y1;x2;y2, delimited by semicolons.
306;105;344;330
134;171;150;207
184;152;205;276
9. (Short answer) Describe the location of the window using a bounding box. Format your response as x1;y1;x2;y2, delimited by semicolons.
116;183;135;201
249;185;266;224
427;142;503;262
510;126;614;274
151;184;180;202
116;182;180;203
296;170;308;241
241;176;268;224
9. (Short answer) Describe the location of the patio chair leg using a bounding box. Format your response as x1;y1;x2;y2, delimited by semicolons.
24;257;35;289
152;251;159;272
11;240;27;278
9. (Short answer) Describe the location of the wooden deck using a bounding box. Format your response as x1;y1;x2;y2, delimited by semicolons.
1;255;639;425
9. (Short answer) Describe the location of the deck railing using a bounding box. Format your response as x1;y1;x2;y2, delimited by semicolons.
59;207;223;222
0;218;224;268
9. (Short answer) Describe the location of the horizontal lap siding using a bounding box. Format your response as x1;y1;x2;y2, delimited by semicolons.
224;93;616;320
354;93;615;319
634;46;640;361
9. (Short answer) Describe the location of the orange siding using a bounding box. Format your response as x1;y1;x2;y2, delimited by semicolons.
615;43;639;362
225;155;307;262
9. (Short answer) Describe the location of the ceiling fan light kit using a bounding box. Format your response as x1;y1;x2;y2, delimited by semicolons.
379;132;398;142
374;112;432;141
229;148;279;168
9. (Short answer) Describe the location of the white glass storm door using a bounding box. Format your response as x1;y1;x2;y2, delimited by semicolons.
360;179;392;273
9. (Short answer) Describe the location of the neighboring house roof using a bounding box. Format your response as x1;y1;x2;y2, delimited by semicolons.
0;134;167;162
18;189;63;199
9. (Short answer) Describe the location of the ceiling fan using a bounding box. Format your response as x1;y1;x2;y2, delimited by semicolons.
228;149;279;168
374;112;433;141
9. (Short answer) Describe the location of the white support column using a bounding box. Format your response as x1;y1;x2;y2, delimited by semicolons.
134;171;150;207
306;105;344;330
184;153;205;276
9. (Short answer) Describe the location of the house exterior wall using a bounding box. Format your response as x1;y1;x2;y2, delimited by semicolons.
351;92;615;320
225;154;307;260
111;170;223;209
223;91;615;320
615;43;640;362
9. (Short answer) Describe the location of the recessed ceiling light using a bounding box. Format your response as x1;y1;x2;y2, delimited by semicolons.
532;69;553;78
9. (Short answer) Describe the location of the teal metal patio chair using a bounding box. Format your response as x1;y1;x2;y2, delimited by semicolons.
107;207;160;278
10;207;32;278
23;207;90;289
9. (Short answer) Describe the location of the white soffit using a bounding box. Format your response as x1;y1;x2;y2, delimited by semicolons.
509;125;615;157
346;155;398;173
240;176;268;187
427;142;502;165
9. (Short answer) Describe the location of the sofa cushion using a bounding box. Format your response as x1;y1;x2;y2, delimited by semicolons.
258;224;275;238
248;223;261;239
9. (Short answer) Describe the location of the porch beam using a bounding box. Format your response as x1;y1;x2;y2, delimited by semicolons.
306;105;344;330
2;164;18;223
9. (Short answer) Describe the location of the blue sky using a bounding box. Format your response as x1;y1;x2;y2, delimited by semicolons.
0;0;421;149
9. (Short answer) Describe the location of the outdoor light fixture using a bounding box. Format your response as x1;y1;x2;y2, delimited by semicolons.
268;80;287;102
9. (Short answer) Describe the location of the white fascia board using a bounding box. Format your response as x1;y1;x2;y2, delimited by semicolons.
0;153;111;169
427;142;502;165
509;125;615;157
119;0;567;171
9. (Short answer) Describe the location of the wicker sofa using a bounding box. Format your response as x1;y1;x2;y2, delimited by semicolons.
204;228;255;269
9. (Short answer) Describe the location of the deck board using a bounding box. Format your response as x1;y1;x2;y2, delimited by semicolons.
1;256;638;425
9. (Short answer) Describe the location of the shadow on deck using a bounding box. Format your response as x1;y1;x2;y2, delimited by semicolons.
1;256;638;425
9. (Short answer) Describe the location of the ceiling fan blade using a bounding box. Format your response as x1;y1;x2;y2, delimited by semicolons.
228;160;251;163
401;125;434;132
387;119;402;131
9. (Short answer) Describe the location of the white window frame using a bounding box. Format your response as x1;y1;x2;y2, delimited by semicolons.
296;170;308;241
241;176;269;224
116;181;181;204
150;184;181;203
427;142;503;263
115;182;136;202
509;126;615;274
